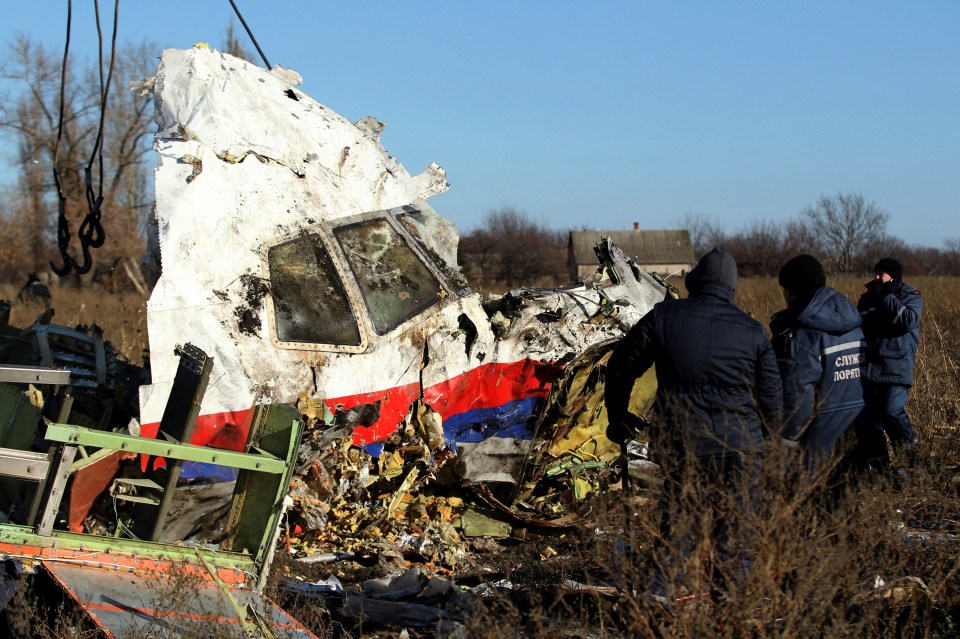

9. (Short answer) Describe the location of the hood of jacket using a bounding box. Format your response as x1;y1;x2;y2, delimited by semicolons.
787;287;861;336
685;247;737;301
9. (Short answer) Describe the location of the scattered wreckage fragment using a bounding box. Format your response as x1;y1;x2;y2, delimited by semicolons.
139;46;669;509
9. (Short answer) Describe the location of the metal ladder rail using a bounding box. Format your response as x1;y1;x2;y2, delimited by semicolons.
0;364;73;531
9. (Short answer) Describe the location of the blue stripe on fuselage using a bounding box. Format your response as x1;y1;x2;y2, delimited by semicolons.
442;396;543;444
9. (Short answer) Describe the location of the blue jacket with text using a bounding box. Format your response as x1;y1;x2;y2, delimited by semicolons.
770;287;869;462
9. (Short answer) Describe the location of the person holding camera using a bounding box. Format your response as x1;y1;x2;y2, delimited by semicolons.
856;257;922;466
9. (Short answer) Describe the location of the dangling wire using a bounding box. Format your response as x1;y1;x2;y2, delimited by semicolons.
228;0;272;69
50;0;119;277
73;0;119;275
50;0;74;276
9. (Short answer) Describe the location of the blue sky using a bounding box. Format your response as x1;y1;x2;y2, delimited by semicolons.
3;1;958;248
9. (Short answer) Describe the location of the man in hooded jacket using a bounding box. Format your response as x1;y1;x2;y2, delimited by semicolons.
771;255;870;472
856;257;922;465
605;247;783;601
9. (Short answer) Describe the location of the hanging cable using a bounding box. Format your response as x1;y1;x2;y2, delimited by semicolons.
72;0;120;275
50;0;74;276
49;0;119;276
228;0;272;69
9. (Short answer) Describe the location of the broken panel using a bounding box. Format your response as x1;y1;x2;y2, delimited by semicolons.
396;208;470;294
44;561;317;639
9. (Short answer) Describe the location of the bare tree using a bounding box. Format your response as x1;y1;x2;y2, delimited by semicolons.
0;36;93;277
725;218;790;277
860;235;909;275
0;35;156;287
886;240;960;277
944;238;960;276
223;19;254;63
459;207;567;291
904;245;946;276
458;225;500;289
781;217;823;258
801;193;889;274
675;211;725;259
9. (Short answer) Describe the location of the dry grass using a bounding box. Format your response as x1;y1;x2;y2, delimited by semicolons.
2;568;103;638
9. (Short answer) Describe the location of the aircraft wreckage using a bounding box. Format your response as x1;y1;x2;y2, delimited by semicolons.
0;46;670;634
139;46;669;496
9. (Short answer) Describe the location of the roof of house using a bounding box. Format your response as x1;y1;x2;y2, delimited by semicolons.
568;230;695;266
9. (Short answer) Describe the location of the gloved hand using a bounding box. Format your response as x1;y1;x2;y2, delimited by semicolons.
606;412;649;444
881;280;898;297
865;279;883;295
606;420;632;445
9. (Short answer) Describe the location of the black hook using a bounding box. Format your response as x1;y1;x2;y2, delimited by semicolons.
50;197;73;277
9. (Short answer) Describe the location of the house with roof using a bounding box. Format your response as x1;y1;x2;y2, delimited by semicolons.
568;223;695;283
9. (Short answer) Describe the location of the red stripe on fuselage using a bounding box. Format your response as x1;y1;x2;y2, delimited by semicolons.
328;383;421;447
139;407;255;471
139;359;563;450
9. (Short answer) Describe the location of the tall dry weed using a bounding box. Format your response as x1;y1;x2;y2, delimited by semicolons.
2;568;102;638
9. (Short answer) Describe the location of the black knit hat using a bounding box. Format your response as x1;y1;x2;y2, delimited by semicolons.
874;257;902;283
778;254;826;297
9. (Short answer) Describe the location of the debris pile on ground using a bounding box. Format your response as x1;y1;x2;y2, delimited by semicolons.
288;407;515;576
283;354;650;580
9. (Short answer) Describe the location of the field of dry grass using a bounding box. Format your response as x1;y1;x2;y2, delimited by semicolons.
3;275;959;637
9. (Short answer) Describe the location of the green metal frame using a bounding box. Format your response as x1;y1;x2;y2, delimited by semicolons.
1;342;307;584
1;351;314;635
3;406;304;579
44;423;287;474
219;403;303;587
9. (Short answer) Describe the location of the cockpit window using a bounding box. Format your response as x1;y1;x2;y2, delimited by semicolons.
268;233;361;345
334;218;444;334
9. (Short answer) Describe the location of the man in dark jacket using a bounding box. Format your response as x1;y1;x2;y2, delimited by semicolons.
856;258;922;463
605;247;783;602
771;255;869;472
